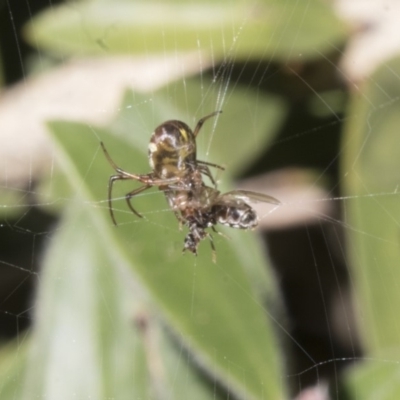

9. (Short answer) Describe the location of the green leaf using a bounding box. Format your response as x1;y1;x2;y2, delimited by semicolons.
21;199;230;399
341;56;400;397
24;0;347;61
342;356;400;400
35;169;74;215
0;337;28;399
21;204;151;399
41;113;285;399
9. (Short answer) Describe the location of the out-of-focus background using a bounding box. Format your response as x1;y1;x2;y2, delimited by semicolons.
1;1;400;399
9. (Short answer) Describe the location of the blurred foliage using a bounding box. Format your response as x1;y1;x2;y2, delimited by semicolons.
1;0;345;398
341;56;400;400
24;0;347;62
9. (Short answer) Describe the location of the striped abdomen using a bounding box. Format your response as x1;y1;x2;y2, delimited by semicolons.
212;203;258;229
148;120;196;179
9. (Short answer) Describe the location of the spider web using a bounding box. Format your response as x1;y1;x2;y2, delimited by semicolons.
1;0;400;399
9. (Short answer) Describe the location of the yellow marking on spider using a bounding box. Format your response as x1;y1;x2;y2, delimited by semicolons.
179;128;189;143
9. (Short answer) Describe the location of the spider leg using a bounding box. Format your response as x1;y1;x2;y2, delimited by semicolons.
193;110;222;137
197;164;222;188
125;184;152;219
197;165;216;187
108;175;150;225
102;142;180;185
197;160;225;171
182;160;223;188
108;174;180;225
102;141;183;224
101;142;128;174
101;142;152;180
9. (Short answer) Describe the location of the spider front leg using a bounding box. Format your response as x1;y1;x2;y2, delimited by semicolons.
107;173;182;225
193;110;222;137
107;175;151;225
101;141;181;225
125;184;152;219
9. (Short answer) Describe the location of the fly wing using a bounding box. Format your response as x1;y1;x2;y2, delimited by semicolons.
218;190;280;205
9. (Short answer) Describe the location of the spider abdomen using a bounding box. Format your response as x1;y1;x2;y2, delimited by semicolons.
148;120;196;179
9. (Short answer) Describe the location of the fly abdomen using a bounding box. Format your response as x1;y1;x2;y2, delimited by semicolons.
213;204;258;229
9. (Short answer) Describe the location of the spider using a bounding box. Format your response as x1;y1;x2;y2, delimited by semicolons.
101;111;224;226
101;111;280;260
